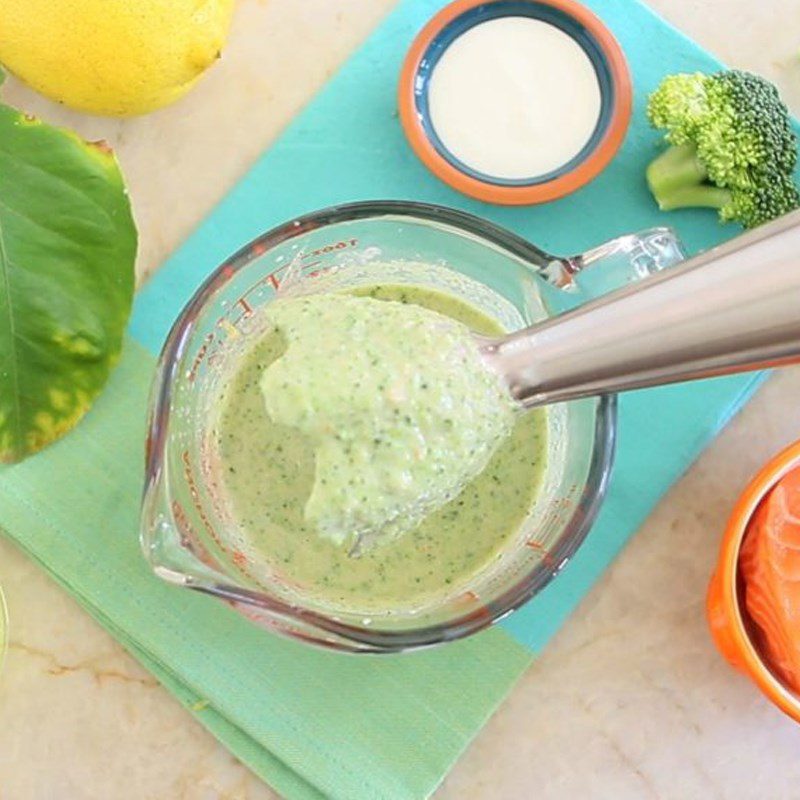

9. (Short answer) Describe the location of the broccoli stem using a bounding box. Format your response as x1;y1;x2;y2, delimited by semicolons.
652;184;733;211
646;142;732;211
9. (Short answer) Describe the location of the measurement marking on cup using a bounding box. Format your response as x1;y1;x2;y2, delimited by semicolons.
304;238;358;259
182;450;220;547
171;499;196;546
188;332;215;382
525;539;558;570
232;238;361;302
188;235;364;377
235;297;253;316
171;500;216;568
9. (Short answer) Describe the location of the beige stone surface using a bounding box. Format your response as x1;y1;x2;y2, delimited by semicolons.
2;0;800;797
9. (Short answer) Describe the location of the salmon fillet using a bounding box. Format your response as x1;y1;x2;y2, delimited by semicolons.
740;467;800;691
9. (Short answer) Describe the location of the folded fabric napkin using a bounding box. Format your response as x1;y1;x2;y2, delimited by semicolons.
0;0;786;797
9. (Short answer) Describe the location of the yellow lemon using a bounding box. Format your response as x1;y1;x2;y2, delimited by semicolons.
0;0;235;116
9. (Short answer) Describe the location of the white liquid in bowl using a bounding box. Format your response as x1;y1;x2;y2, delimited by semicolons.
427;16;603;181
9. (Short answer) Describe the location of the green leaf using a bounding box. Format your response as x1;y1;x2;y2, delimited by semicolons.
0;105;136;462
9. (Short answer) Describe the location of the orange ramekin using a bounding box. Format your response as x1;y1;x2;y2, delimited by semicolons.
398;0;632;205
707;439;800;721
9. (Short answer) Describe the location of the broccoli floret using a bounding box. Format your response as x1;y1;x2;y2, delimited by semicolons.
645;70;799;228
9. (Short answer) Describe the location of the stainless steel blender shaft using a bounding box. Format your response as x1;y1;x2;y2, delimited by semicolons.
483;210;800;408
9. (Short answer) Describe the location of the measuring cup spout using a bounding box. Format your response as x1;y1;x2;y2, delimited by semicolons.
484;210;800;408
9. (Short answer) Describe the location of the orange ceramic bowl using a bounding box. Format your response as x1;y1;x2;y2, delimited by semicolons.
707;439;800;721
398;0;632;205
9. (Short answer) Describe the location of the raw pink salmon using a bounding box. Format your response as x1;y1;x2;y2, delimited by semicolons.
740;467;800;692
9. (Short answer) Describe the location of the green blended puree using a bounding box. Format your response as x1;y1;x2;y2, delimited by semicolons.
260;291;515;550
215;284;548;613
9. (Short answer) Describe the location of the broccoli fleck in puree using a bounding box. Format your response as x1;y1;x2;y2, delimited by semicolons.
214;284;547;613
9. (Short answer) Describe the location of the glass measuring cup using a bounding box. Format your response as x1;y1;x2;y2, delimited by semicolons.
141;201;685;653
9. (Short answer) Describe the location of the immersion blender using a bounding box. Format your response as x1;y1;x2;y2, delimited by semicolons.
483;210;800;407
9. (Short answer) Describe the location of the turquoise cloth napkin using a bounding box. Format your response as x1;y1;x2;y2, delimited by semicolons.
1;1;787;797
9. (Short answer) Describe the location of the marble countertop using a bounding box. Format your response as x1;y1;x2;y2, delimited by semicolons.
2;1;800;797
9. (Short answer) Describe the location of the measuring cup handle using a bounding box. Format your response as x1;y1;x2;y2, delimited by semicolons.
545;227;687;306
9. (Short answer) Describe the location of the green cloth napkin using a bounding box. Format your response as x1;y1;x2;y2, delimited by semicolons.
0;341;533;799
0;0;787;797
